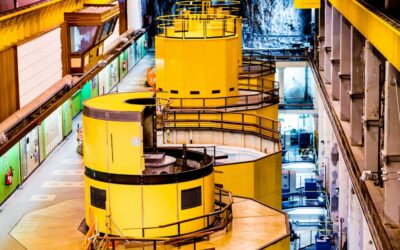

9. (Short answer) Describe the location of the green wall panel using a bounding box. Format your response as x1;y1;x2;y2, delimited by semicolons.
72;90;82;118
91;75;99;97
119;50;128;79
0;143;21;204
81;81;92;104
62;99;73;137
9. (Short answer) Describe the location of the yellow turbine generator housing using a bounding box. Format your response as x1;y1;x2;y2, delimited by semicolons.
155;9;242;107
83;92;218;238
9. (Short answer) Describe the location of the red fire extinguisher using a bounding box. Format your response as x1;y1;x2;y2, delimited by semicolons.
5;167;13;185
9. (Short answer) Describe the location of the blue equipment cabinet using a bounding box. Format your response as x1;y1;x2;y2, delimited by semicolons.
305;178;318;199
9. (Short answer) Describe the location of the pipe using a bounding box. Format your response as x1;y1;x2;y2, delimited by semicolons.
0;75;78;135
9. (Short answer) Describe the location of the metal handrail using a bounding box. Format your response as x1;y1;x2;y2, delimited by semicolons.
167;82;278;111
122;187;233;238
175;0;241;15
239;50;276;78
242;48;308;61
163;111;280;142
156;13;238;39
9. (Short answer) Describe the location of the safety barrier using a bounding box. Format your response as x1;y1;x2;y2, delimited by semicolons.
157;14;238;39
167;81;279;111
239;50;276;79
164;111;280;142
175;0;240;15
91;187;233;249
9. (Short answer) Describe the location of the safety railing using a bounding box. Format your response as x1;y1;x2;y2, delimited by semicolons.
175;0;241;16
89;188;232;249
141;187;232;237
167;82;279;111
242;32;314;50
157;14;238;39
163;111;280;142
242;48;308;62
239;50;276;78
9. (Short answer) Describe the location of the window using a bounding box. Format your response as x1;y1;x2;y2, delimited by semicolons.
190;91;200;95
90;186;106;209
70;26;98;53
229;87;235;91
181;186;202;210
171;90;179;94
212;90;220;94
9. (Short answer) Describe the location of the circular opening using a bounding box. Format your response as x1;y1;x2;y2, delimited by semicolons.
125;98;156;105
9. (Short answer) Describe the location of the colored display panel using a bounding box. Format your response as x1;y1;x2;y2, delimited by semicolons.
19;127;40;180
40;107;63;160
109;59;119;89
62;99;73;137
136;39;142;62
127;43;135;71
91;75;99;97
0;144;21;204
72;90;82;118
98;66;110;95
119;50;128;79
141;33;148;56
81;81;93;104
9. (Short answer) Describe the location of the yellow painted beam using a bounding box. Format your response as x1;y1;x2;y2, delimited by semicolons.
294;0;320;9
0;0;83;51
329;0;400;71
0;0;62;22
83;0;114;4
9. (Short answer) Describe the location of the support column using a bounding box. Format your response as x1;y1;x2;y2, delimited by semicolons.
382;62;400;225
363;42;381;172
350;27;365;146
339;16;351;121
324;0;332;83
318;0;325;70
330;7;341;100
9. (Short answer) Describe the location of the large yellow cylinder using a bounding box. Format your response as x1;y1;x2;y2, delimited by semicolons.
156;14;241;107
83;92;215;238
